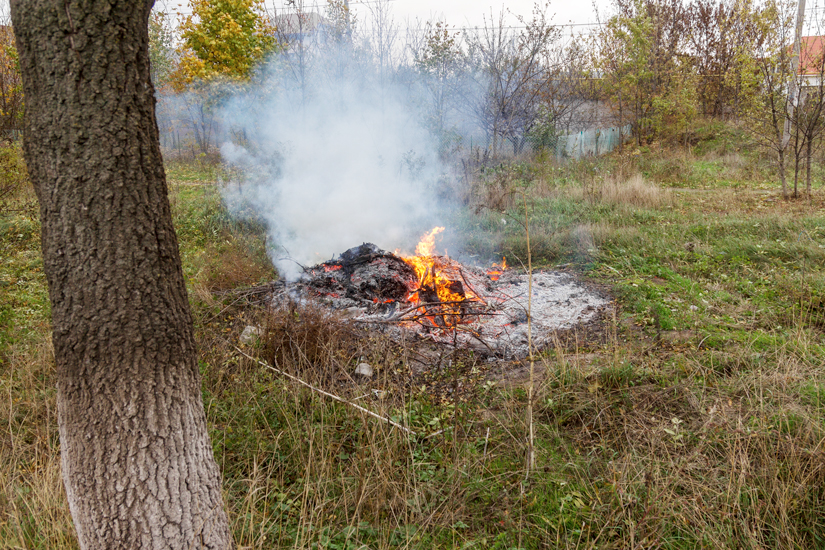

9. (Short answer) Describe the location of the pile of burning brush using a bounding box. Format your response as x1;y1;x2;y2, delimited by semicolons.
295;227;508;329
274;227;608;359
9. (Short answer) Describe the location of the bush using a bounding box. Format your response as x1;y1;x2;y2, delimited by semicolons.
0;142;28;204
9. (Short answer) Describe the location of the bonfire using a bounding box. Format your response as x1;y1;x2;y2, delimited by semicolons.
286;227;608;359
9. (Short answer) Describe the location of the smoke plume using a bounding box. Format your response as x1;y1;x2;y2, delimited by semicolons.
213;46;445;280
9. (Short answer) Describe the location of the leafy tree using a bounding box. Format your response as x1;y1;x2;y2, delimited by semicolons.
651;60;698;150
688;0;761;118
149;8;176;89
173;0;276;88
9;0;233;547
169;0;277;156
0;25;23;138
738;0;795;199
596;0;690;145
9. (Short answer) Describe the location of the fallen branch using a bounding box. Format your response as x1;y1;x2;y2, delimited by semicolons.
389;299;483;320
234;346;416;435
453;325;497;354
458;268;489;307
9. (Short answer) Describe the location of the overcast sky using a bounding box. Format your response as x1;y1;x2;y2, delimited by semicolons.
2;0;823;40
151;0;608;37
346;0;603;27
299;0;605;37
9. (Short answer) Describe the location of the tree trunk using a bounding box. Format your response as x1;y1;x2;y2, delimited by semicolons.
10;2;233;549
806;130;813;199
793;125;801;199
778;146;789;200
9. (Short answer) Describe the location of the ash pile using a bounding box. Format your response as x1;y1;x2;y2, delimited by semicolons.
280;243;609;359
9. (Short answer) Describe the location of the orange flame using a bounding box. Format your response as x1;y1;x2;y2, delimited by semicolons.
415;226;445;256
396;228;511;327
397;227;478;326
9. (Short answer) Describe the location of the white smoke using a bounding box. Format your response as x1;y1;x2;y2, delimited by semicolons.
215;49;446;280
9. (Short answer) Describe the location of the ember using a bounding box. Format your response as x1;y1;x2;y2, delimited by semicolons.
303;243;417;306
487;257;507;281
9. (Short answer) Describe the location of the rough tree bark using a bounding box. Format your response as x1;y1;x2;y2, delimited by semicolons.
10;1;233;548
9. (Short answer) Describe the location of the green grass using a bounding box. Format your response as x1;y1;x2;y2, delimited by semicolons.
164;157;232;184
0;147;49;355
2;126;825;549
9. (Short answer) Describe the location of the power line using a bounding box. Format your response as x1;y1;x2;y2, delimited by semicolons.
267;0;399;11
160;3;604;32
166;0;397;17
164;1;602;27
449;22;602;31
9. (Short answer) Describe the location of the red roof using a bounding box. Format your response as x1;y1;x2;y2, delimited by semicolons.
799;36;825;75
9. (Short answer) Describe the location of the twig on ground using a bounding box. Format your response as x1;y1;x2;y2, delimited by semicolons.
483;427;491;462
523;192;536;478
234;346;416;435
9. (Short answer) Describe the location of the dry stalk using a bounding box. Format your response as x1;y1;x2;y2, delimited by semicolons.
523;192;536;479
234;346;416;435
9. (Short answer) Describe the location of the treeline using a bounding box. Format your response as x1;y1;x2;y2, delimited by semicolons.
0;0;818;196
148;0;824;197
595;0;823;198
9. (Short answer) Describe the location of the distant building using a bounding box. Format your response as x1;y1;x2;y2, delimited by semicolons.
275;12;326;43
798;35;825;89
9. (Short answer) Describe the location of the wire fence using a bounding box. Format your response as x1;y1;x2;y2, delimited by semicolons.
554;124;631;159
455;123;632;160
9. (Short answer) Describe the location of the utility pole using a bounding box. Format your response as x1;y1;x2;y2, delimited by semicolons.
344;0;352;39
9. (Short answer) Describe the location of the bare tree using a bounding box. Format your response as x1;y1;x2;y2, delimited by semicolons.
10;1;233;547
529;37;596;150
739;0;796;199
413;20;464;139
364;0;399;85
273;0;322;107
786;10;825;199
464;3;561;156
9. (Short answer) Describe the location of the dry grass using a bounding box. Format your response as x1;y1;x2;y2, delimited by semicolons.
263;302;363;380
4;146;825;548
532;325;825;548
196;238;276;292
598;173;669;208
220;280;825;548
8;291;823;548
208;299;514;549
559;172;671;209
0;338;77;549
